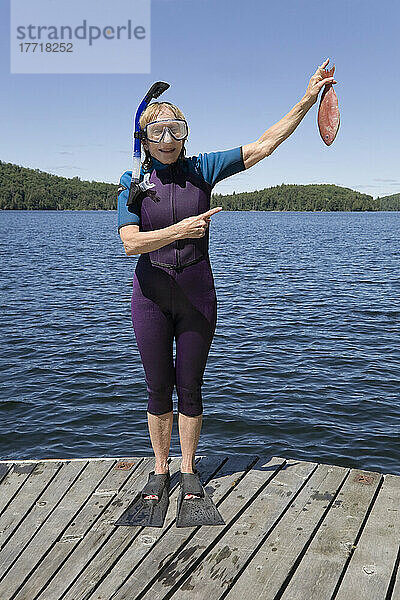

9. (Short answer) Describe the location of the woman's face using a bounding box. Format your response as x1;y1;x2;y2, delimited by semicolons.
142;106;185;165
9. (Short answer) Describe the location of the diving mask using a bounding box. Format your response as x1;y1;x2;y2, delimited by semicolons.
144;119;188;143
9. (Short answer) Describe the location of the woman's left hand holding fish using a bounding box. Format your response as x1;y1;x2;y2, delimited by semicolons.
304;58;337;106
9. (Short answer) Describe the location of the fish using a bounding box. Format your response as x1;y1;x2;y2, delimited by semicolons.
317;63;340;145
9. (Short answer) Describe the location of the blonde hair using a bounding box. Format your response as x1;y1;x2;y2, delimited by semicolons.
139;102;188;170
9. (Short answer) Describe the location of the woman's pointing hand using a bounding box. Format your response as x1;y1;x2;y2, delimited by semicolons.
175;207;223;239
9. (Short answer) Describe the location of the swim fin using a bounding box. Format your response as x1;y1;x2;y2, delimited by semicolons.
115;471;170;528
176;471;225;528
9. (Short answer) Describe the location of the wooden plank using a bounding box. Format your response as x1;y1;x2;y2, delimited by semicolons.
278;468;382;600
110;455;281;600
0;463;37;515
224;462;349;600
0;464;13;485
0;461;61;549
334;474;400;600
389;551;400;600
167;458;317;600
0;460;84;588
61;455;228;600
0;459;116;599
33;457;156;600
11;458;143;600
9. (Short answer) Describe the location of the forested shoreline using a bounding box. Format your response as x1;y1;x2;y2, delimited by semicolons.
1;160;399;211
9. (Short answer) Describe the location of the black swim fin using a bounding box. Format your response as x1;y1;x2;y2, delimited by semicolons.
115;471;170;528
176;471;225;528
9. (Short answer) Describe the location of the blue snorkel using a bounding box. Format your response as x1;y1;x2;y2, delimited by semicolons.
127;81;170;207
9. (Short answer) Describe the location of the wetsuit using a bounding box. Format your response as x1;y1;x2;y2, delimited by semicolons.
117;147;245;417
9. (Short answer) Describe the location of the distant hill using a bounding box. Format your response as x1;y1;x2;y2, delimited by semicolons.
0;160;395;211
0;161;116;210
378;192;400;210
212;183;379;211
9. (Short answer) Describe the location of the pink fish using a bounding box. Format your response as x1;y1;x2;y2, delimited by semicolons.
318;63;340;145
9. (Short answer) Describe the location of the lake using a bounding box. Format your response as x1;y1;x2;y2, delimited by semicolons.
0;210;399;474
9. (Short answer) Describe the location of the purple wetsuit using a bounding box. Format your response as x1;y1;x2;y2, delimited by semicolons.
117;148;245;416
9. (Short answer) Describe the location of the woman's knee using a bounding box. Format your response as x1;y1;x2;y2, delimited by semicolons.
176;384;203;417
146;382;174;415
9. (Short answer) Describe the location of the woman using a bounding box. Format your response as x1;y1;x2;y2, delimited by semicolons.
117;59;337;527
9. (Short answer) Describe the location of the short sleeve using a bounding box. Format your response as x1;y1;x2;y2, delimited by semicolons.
196;147;245;187
117;171;140;232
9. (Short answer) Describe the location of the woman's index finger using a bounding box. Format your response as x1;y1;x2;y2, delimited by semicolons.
199;207;223;218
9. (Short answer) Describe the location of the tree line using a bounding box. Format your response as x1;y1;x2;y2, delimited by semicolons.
0;161;115;210
212;185;399;212
0;160;398;211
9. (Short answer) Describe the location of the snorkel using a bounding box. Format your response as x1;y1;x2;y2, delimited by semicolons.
127;81;170;207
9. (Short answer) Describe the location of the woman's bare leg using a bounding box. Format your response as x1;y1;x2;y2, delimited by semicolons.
147;411;173;474
178;413;202;473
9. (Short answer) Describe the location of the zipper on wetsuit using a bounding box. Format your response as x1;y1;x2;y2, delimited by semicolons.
171;163;182;271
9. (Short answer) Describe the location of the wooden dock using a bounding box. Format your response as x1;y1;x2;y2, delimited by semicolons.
0;455;399;600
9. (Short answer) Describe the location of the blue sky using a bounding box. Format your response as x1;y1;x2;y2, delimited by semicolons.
1;0;399;198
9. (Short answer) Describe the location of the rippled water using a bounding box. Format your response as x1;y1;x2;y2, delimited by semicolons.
0;210;399;474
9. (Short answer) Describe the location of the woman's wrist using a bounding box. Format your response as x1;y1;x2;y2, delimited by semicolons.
300;93;317;110
168;223;182;241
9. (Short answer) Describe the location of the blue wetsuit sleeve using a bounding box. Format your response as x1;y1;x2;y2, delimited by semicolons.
196;146;246;187
117;170;140;232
